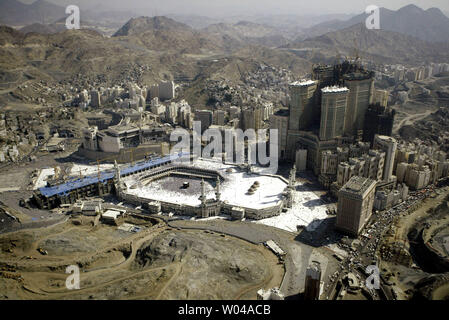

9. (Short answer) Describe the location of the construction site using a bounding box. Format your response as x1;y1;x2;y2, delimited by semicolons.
0;211;284;299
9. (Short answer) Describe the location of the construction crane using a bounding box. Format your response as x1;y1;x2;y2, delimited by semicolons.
352;24;364;66
335;48;342;65
88;154;120;182
78;167;88;179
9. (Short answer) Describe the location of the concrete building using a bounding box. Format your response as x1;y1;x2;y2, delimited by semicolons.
373;135;397;182
159;81;175;101
269;109;289;159
343;73;374;136
304;261;321;300
319;86;349;141
241;106;262;131
334;149;385;193
372;89;389;107
150;98;165;115
101;209;124;224
363;150;385;181
336;176;376;236
178;105;193;130
406;165;432;190
321;150;339;175
396;162;409;183
148;84;159;101
293;131;338;175
295;149;308;172
288;80;318;131
261;103;274;121
312;65;335;86
90;90;101;108
213;110;227;126
362;105;395;145
229;106;240;120
165;103;179;124
82;123;168;154
374;183;408;211
82;127;99;151
195;110;213;133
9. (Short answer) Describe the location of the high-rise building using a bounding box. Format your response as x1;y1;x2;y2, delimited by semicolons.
90;90;101;108
165;103;178;124
336;176;376;236
312;65;335;87
229;106;240;120
373;135;397;182
213;110;227;126
304;261;321;300
288;80;318;131
270;109;289;160
321;150;338;175
195;110;213;133
261;103;274;121
148;84;159;101
150;97;164;115
319;86;349;141
159;81;175;101
241;106;262;131
372;89;389;107
343;73;374;135
362;104;395;145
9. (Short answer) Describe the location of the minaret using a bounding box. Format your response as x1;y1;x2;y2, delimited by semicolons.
288;165;296;189
292;164;297;184
199;179;206;205
114;160;121;183
286;164;296;208
215;177;221;201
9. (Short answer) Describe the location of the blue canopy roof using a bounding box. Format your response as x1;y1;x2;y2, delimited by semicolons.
39;152;189;197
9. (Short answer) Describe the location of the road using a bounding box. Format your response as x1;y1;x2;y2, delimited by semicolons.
393;110;433;134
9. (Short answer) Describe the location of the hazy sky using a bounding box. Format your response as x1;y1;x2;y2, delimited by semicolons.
24;0;449;17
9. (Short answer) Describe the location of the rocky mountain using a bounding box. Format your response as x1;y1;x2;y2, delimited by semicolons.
202;21;288;47
285;23;449;65
0;0;66;26
20;22;66;35
112;16;225;53
113;16;191;37
304;4;449;43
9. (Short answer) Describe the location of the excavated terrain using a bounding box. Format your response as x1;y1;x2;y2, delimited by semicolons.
0;216;282;300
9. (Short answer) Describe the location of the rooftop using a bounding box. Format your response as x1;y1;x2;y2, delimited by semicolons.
102;210;122;220
340;176;376;195
322;86;349;94
375;135;397;143
38;153;188;197
289;80;317;87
